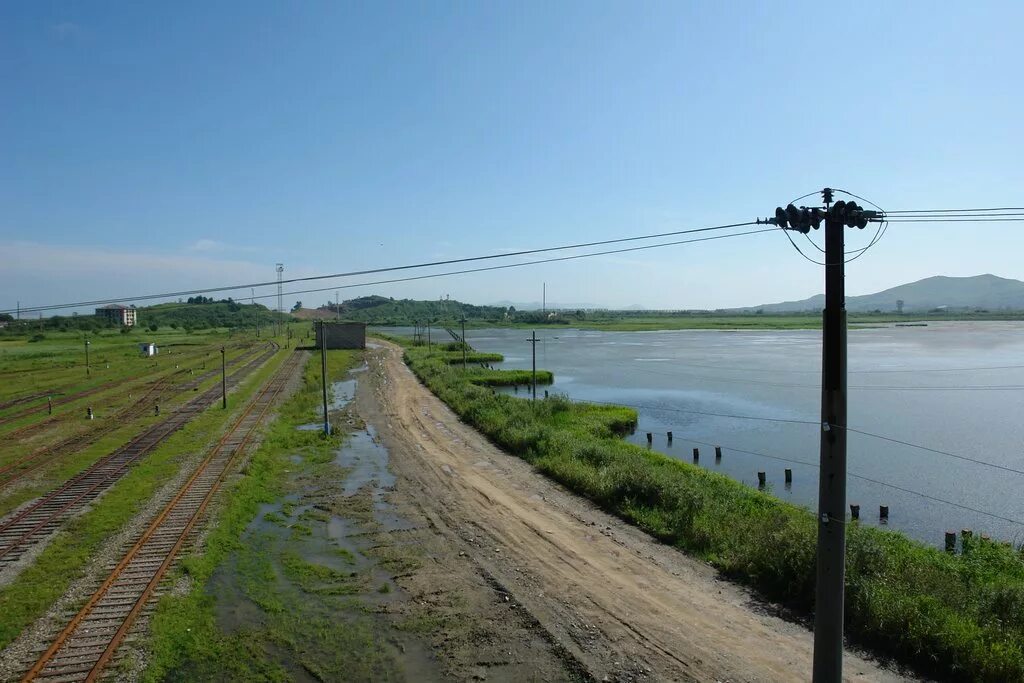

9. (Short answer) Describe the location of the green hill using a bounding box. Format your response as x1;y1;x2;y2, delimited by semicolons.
312;296;512;325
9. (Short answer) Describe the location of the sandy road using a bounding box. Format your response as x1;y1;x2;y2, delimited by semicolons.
366;341;912;683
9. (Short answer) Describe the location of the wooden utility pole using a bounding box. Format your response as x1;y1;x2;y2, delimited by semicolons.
814;193;848;683
768;189;878;683
461;317;467;368
526;331;539;402
319;320;330;435
220;346;227;409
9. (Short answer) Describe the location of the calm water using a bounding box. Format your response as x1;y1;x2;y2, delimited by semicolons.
381;322;1024;547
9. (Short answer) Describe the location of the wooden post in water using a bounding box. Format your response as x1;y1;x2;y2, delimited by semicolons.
785;468;793;484
879;505;889;522
849;504;860;520
646;432;653;445
666;431;673;443
945;531;957;552
715;445;722;461
692;447;699;463
757;471;766;489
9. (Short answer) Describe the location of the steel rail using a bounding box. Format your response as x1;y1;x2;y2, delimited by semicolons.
22;350;306;682
0;343;279;565
0;343;267;488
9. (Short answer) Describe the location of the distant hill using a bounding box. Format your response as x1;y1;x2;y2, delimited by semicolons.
305;295;511;325
739;274;1024;313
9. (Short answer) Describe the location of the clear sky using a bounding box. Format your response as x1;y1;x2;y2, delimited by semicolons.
2;1;1022;314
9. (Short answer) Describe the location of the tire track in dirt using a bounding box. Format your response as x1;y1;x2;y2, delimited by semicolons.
366;341;914;683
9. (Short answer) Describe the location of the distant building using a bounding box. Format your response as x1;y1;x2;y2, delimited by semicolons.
316;321;367;350
139;342;158;357
95;304;137;327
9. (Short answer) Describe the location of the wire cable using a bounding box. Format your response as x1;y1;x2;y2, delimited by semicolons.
632;427;1024;527
232;227;778;307
1;220;758;315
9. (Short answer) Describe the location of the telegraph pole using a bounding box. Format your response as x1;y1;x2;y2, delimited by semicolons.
427;323;431;351
460;317;467;368
766;189;878;683
220;346;227;409
527;331;538;401
84;339;91;377
252;288;259;338
319;320;330;435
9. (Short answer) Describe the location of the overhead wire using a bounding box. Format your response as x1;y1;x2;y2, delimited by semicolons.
1;219;759;315
620;425;1024;527
197;227;778;309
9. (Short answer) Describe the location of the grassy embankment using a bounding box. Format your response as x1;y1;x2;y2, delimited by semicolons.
0;346;290;651
142;349;415;680
394;336;1024;681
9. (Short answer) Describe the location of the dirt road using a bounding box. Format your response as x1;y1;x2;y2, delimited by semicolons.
361;341;912;683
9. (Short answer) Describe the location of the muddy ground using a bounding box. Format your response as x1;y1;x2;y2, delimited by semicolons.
358;341;917;683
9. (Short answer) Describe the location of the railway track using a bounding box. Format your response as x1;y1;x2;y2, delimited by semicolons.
0;343;280;568
0;342;252;439
0;344;272;490
0;394;49;413
20;350;307;682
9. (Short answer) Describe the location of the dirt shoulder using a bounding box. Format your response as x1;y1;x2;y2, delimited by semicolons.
361;341;914;683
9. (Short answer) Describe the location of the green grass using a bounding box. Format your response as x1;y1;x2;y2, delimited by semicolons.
142;348;388;681
0;346;290;650
393;336;1024;681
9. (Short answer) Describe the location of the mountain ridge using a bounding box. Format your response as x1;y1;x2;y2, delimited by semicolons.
735;274;1024;313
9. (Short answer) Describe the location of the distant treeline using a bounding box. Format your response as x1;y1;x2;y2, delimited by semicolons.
0;300;290;336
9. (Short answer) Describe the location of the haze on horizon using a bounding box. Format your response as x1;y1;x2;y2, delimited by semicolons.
2;2;1023;315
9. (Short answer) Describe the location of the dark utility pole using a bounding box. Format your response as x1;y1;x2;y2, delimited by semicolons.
768;189;877;683
460;317;467;368
220;346;227;409
319;320;330;436
527;331;539;401
84;339;91;377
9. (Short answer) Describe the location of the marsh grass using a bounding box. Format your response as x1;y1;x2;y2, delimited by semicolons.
396;338;1024;681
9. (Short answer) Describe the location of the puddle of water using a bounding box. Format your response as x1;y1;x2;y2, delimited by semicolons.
202;367;439;681
333;426;415;532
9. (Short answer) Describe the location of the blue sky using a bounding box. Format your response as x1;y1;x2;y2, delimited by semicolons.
2;1;1022;313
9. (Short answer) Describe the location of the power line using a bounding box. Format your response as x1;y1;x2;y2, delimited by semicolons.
580;397;1024;478
888;220;1024;226
634;427;1024;527
839;426;1024;478
1;220;759;315
207;227;778;309
884;207;1024;214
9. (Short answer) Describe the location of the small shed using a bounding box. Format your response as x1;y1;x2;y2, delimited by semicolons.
315;322;367;350
139;342;158;357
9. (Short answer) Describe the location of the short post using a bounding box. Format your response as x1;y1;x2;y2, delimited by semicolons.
220;347;227;409
849;504;860;520
784;468;793;484
944;531;957;553
666;431;673;443
320;321;330;436
646;432;653;444
84;339;91;377
757;471;766;489
86;406;93;420
692;447;699;463
879;505;889;522
155;404;160;416
47;397;52;415
961;528;973;540
544;390;549;399
714;445;722;461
